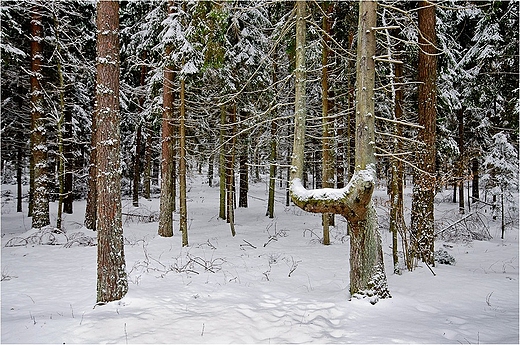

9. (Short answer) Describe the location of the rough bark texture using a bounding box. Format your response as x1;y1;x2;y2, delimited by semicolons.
267;58;277;218
84;103;97;230
290;0;307;182
143;127;152;200
179;76;188;246
30;3;50;229
226;104;237;236
17;148;23;212
289;0;389;302
219;106;226;220
457;108;465;214
238;111;248;208
95;0;128;303
63;102;73;214
321;1;334;245
132;124;142;207
471;158;479;201
410;0;437;267
389;46;408;272
158;2;176;238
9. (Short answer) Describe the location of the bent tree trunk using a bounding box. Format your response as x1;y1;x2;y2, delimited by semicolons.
289;0;389;302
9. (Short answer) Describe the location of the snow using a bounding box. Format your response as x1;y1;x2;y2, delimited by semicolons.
290;168;373;202
1;174;518;343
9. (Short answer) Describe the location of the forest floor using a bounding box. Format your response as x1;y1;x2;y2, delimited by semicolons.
1;173;518;344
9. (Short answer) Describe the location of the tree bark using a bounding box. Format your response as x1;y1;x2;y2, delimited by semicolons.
289;0;389;302
95;0;127;303
219;105;226;220
457;108;465;214
471;158;479;201
179;74;188;246
321;1;334;245
30;3;49;229
267;65;277;218
389;38;408;272
16;147;23;213
85;104;97;230
226;104;237;236
238;111;248;208
132;124;142;207
410;0;438;267
290;0;307;183
143;127;152;199
158;2;176;238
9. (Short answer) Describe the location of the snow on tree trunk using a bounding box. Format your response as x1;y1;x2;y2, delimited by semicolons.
95;0;128;303
179;75;188;247
321;1;334;245
30;3;49;229
158;2;176;238
289;0;390;302
85;104;97;231
410;0;438;267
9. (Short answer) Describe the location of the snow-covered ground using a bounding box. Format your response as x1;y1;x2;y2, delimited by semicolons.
1;173;518;343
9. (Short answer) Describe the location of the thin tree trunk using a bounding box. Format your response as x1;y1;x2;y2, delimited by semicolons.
471;158;479;201
501;192;505;239
290;0;307;184
208;153;214;187
16;147;22;213
410;0;438;267
457;108;464;214
132;124;142;207
389;37;408;272
226;104;237;236
63;106;73;214
267;85;277;218
158;2;176;237
143;127;152;199
30;3;49;229
95;0;127;303
54;8;66;229
238;111;248;208
179;74;188;246
321;2;334;245
219;105;226;220
85;105;97;230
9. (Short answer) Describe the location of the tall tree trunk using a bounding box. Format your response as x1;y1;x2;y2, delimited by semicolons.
95;0;127;303
132;56;146;207
290;0;307;184
289;0;389;302
179;74;188;246
158;2;176;238
219;105;227;220
63;105;73;214
85;105;98;230
321;1;334;245
471;158;479;201
132;124;142;207
389;37;408;272
208;153;214;187
238;111;248;208
267;62;277;218
54;10;65;230
457;108;465;214
143;127;152;199
16;147;23;213
226;104;237;236
410;0;438;267
30;3;49;229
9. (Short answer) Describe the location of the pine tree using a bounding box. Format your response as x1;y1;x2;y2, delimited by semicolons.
95;0;128;303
